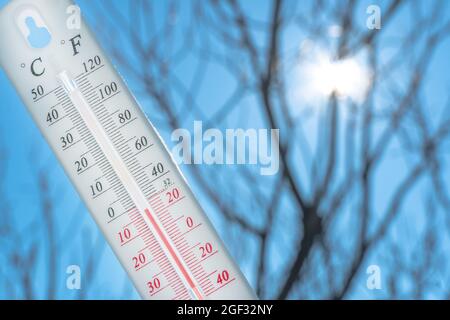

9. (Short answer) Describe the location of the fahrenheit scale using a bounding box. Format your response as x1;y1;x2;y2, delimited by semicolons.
0;0;256;300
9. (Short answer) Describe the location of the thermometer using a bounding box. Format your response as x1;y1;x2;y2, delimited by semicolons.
0;0;256;300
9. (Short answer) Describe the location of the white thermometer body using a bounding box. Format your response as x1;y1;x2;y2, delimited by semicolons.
0;0;256;300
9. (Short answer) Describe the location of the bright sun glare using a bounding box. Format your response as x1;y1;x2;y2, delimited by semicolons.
312;57;369;97
297;48;371;103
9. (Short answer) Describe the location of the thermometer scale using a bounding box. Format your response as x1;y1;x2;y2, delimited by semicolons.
0;0;256;300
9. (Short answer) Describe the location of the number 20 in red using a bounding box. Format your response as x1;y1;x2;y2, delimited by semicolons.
133;253;146;269
199;242;213;258
166;188;180;203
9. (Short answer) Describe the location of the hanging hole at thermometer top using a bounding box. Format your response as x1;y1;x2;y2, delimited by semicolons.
16;9;52;49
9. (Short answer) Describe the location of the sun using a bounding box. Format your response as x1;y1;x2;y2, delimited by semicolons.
312;57;368;97
297;49;371;103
